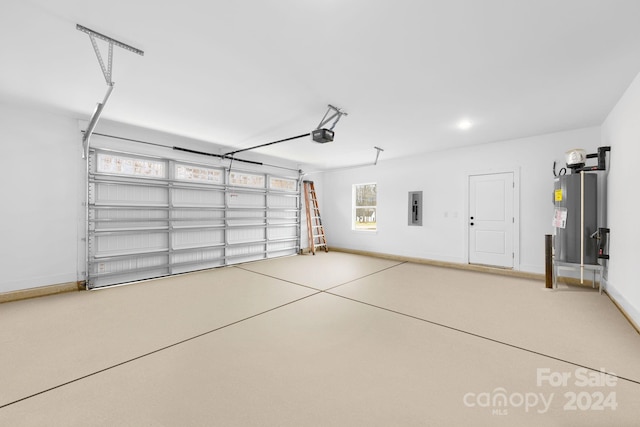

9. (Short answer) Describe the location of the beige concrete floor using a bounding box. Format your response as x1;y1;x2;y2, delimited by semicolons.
1;252;639;426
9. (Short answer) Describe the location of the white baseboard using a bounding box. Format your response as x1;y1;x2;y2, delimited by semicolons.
0;281;82;304
330;247;544;281
603;279;640;334
1;273;78;294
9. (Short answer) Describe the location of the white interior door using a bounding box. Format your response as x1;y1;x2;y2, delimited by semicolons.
469;172;514;268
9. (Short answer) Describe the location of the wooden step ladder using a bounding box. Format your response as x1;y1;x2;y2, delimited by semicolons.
303;180;328;254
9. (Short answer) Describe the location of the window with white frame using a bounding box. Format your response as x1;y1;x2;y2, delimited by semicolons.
353;183;377;231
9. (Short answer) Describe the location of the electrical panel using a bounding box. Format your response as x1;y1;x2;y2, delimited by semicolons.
408;191;422;226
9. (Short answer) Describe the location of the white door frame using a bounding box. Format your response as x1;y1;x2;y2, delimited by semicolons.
463;167;520;270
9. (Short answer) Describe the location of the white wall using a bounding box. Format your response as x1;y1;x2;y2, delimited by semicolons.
0;102;83;293
601;71;640;326
0;92;631;317
315;127;601;274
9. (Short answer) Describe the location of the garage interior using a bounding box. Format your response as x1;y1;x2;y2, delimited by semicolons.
1;1;640;425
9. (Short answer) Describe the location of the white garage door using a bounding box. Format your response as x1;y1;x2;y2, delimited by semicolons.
87;148;300;288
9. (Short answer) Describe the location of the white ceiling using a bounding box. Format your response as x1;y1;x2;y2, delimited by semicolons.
2;0;640;168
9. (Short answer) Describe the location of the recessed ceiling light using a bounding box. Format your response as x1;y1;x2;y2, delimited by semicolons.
457;119;473;130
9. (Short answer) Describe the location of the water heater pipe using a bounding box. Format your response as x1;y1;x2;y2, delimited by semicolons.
580;171;584;283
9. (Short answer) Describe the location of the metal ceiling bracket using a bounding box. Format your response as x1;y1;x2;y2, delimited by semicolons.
77;24;144;56
78;24;144;84
374;146;384;165
317;104;348;131
88;33;113;84
77;24;144;157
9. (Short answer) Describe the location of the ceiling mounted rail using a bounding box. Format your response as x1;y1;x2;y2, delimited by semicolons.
223;133;311;158
77;24;144;158
77;24;144;55
303;146;385;174
222;104;348;159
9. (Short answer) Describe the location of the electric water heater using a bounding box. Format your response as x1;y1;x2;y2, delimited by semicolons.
553;174;598;264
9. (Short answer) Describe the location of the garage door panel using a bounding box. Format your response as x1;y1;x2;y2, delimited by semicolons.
91;266;170;288
95;208;169;221
172;248;225;265
172;229;224;250
227;227;266;245
93;232;169;258
267;243;298;257
171;209;224;229
87;149;300;288
171;248;225;274
229;192;264;207
94;183;169;206
94;221;169;232
267;226;297;240
90;254;170;285
226;243;268;265
268;193;297;208
227;210;266;220
172;187;225;207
